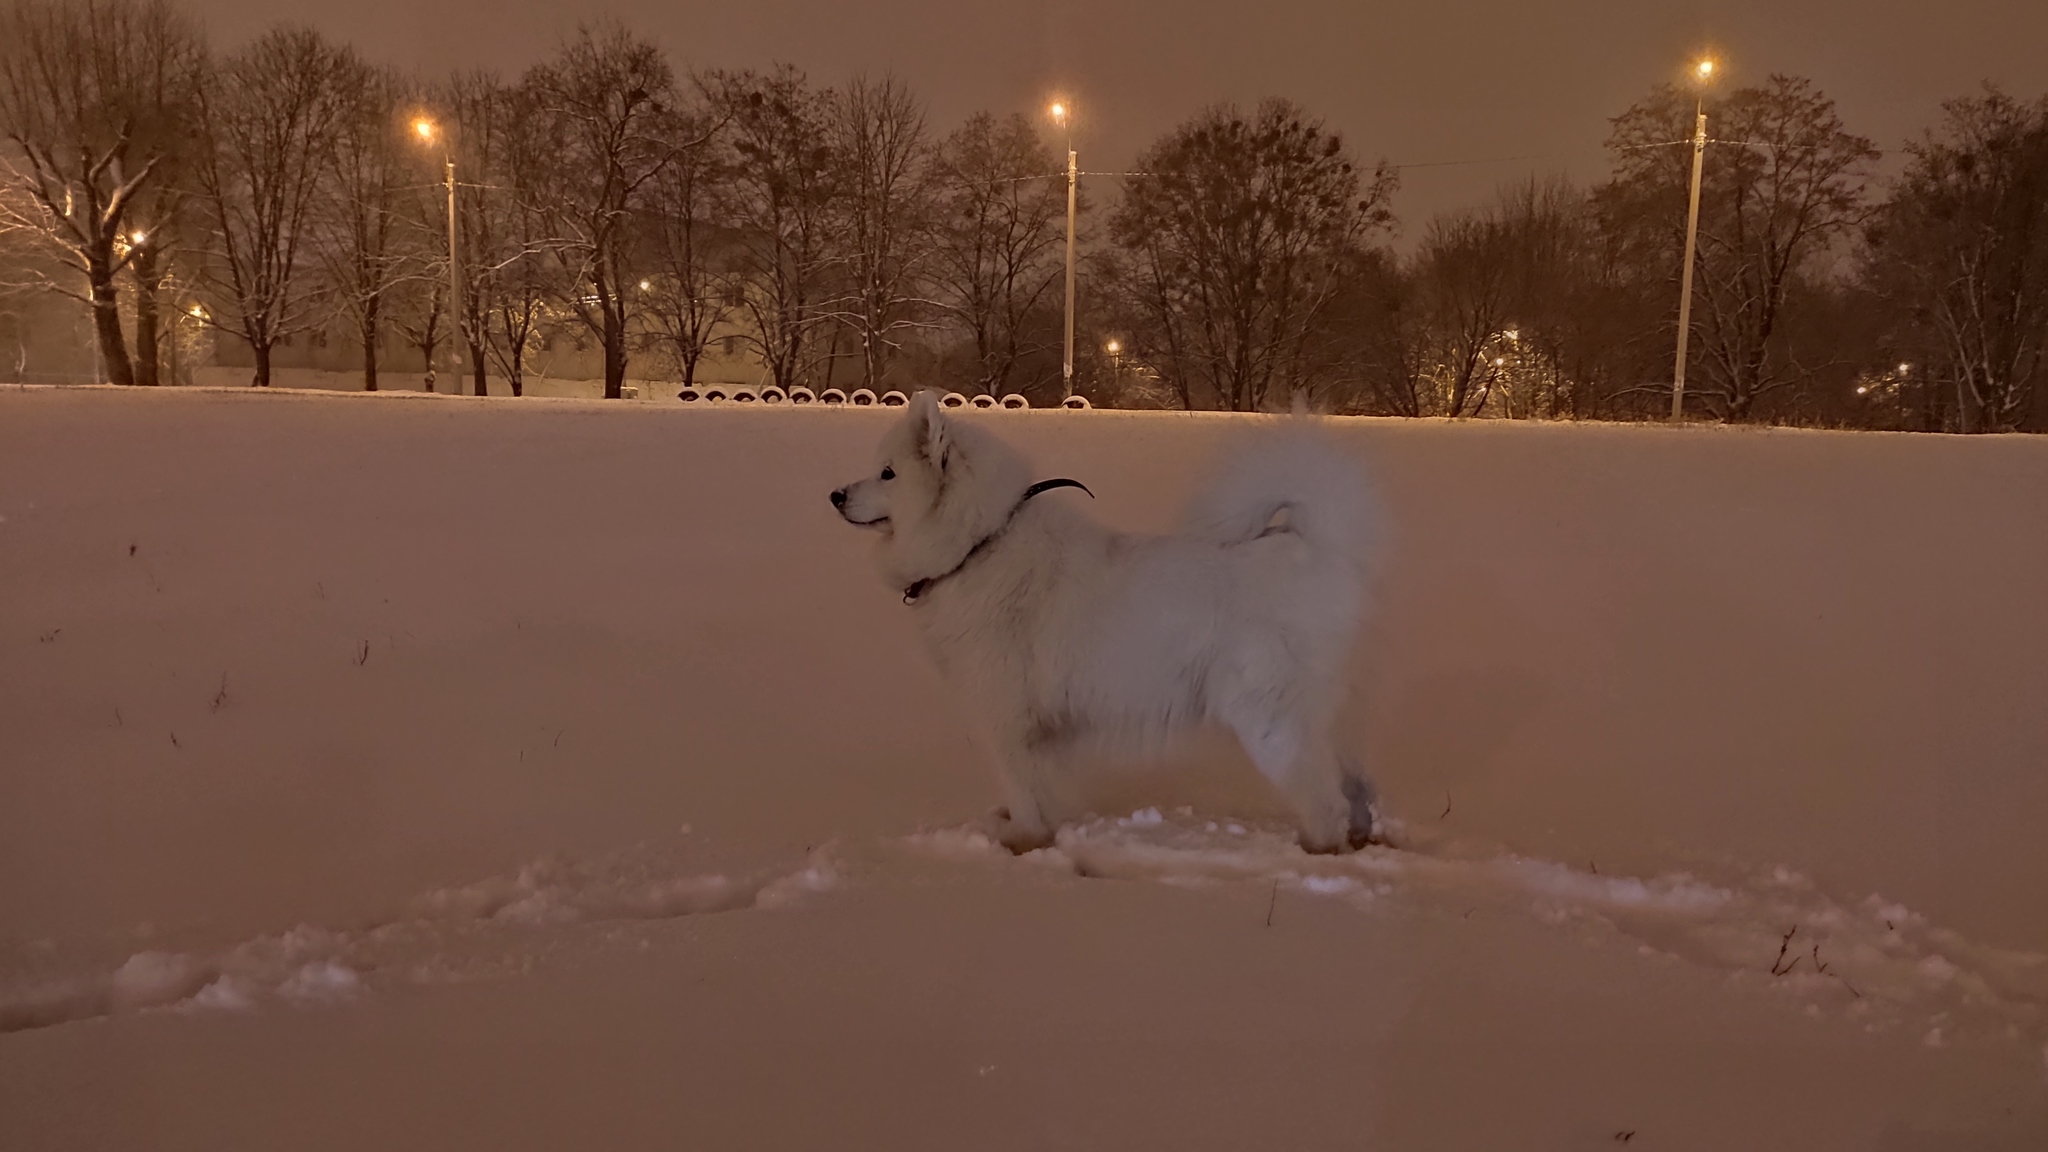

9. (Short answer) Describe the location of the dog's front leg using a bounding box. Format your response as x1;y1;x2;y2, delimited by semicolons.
991;744;1058;855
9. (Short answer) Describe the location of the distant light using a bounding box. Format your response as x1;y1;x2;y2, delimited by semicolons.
129;230;147;244
1049;102;1067;122
1106;339;1121;354
413;118;437;142
1504;328;1519;342
1696;60;1716;80
1897;362;1911;375
1856;386;1868;395
638;279;651;291
1494;357;1505;367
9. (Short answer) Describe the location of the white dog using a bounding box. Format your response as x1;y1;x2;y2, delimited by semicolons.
832;392;1382;854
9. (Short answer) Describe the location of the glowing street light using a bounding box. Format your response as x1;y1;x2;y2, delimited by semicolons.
1051;99;1078;399
1670;57;1719;421
412;115;463;393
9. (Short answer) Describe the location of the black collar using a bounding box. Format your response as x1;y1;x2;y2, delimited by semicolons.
901;478;1093;605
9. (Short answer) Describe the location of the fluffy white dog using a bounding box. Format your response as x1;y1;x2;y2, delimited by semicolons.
832;392;1382;853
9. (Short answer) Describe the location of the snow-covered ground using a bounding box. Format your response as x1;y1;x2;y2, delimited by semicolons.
3;386;2045;1149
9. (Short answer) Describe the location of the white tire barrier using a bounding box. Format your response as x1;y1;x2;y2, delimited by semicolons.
1061;394;1091;410
678;387;704;403
759;385;788;404
788;386;817;404
731;386;760;404
703;386;729;402
1000;393;1029;409
821;388;848;404
850;388;878;406
970;394;997;409
940;391;968;409
880;390;908;407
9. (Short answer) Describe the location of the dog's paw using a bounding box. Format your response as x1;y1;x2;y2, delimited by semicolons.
997;823;1055;855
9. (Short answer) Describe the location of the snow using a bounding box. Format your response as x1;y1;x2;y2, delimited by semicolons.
277;961;361;1003
2;387;2046;1148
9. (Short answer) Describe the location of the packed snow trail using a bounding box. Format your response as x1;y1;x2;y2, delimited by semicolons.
7;814;2043;1060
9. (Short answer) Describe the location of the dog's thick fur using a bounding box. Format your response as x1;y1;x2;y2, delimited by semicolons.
833;392;1381;853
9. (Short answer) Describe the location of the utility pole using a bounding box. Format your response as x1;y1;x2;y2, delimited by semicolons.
1672;102;1706;421
1063;143;1077;399
445;156;465;394
1672;58;1716;421
1050;101;1078;400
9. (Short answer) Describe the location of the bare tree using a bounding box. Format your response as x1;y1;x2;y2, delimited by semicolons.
929;111;1064;396
827;73;933;389
389;273;445;390
0;0;199;385
706;66;840;393
431;75;555;399
1409;209;1516;417
640;93;733;390
1865;87;2048;433
1603;76;1878;421
1109;100;1396;411
317;56;417;392
522;23;680;399
444;70;518;397
1401;178;1655;420
189;26;348;387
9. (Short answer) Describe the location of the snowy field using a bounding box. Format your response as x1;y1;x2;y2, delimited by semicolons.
2;385;2046;1149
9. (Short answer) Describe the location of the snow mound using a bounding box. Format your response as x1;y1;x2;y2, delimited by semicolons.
903;810;2048;1042
0;848;837;1034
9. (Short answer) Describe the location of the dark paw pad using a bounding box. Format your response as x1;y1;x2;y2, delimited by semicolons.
1001;831;1054;856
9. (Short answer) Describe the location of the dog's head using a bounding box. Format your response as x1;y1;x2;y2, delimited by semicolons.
831;390;1029;588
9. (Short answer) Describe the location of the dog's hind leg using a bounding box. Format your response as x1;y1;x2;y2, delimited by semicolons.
1339;754;1382;849
1226;711;1351;854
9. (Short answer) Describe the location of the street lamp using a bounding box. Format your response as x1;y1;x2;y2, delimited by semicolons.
1671;57;1718;421
412;116;462;394
1051;99;1078;399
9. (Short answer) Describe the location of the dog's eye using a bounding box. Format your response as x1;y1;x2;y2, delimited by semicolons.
880;466;895;481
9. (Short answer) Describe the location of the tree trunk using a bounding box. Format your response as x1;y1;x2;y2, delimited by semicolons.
133;247;162;387
252;341;273;387
362;297;380;392
508;344;524;398
89;263;136;387
603;316;626;399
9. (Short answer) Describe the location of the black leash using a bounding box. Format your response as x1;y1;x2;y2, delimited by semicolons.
901;478;1093;605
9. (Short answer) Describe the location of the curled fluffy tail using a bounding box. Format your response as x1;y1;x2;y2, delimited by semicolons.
1183;429;1384;578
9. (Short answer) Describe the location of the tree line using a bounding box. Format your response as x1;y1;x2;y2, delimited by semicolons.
2;0;2044;430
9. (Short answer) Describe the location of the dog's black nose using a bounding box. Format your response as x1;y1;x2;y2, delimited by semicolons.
830;488;847;508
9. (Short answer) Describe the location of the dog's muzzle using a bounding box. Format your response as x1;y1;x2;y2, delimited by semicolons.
830;488;848;508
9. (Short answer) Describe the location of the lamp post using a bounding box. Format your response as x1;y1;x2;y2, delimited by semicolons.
1671;58;1716;421
1051;101;1077;399
413;117;462;394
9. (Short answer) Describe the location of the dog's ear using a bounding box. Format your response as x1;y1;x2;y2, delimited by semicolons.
909;390;949;470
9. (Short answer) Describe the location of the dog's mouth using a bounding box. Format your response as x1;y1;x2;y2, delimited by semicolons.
840;511;891;529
